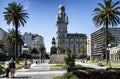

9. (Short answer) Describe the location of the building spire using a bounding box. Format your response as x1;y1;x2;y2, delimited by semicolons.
56;4;68;23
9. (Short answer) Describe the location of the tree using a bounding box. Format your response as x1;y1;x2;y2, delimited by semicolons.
64;48;75;67
4;28;24;58
30;48;39;59
103;31;115;45
3;2;29;62
39;45;46;63
0;43;3;49
93;0;120;63
78;46;87;59
57;46;65;54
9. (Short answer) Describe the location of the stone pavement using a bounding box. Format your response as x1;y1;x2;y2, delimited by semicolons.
1;62;66;79
0;60;107;79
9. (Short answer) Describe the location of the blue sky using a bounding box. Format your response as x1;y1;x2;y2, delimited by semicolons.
0;0;119;53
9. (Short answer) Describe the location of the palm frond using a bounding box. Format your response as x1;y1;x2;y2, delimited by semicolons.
112;1;120;8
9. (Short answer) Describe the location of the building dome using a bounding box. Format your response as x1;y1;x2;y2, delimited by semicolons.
59;4;64;8
59;4;65;11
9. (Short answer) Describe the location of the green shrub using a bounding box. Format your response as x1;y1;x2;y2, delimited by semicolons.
64;52;75;66
97;61;104;66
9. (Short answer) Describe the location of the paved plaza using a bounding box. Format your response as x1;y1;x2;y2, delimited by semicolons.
0;60;107;79
1;61;66;79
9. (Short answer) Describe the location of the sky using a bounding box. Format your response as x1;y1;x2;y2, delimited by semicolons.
0;0;120;53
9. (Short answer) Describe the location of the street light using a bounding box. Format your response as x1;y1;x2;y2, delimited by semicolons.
22;44;28;59
22;44;29;68
107;44;112;68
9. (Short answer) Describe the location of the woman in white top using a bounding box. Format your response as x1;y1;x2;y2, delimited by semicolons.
5;61;10;78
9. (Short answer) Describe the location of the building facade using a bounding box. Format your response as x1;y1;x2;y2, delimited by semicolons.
31;34;44;51
0;28;7;40
91;27;120;60
109;45;120;62
87;38;91;59
23;32;33;49
0;28;7;54
56;5;87;55
23;32;45;52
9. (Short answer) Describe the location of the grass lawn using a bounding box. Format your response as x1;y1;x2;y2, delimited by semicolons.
51;62;120;79
88;61;120;68
110;62;120;68
16;60;24;69
49;64;67;70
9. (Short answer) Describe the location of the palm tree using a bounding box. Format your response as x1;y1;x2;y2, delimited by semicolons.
3;2;29;61
93;0;120;63
4;28;24;58
103;31;115;45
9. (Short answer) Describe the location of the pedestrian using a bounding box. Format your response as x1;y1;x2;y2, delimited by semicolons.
27;59;31;68
9;58;16;78
24;59;27;69
5;60;10;78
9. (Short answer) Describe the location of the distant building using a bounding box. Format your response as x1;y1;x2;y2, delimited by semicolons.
109;45;120;62
0;28;8;54
23;32;45;52
31;34;44;51
56;5;87;55
87;38;91;59
0;28;7;40
23;32;33;49
91;27;120;60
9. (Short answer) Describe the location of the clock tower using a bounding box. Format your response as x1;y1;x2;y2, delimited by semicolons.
56;4;68;49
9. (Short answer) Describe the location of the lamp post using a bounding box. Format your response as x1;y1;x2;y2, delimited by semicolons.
22;44;28;59
107;44;112;68
22;44;28;68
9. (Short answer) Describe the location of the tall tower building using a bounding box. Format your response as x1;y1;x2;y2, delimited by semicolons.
55;5;87;55
56;4;68;47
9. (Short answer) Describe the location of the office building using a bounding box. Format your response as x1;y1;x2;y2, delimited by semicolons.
91;27;120;60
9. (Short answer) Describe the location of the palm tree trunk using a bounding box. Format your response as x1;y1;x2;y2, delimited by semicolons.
15;20;18;63
12;44;14;58
105;20;109;64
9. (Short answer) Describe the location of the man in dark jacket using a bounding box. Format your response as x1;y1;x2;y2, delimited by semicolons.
9;58;16;78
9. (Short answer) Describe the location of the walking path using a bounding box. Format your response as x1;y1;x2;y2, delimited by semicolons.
0;60;107;79
75;62;107;70
1;62;66;79
14;63;66;79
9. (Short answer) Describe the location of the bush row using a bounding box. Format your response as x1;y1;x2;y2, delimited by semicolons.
74;70;120;79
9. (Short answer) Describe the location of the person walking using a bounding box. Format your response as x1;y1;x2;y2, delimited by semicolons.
9;58;16;78
5;60;10;78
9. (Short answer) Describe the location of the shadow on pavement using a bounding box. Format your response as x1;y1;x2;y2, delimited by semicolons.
0;76;30;79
